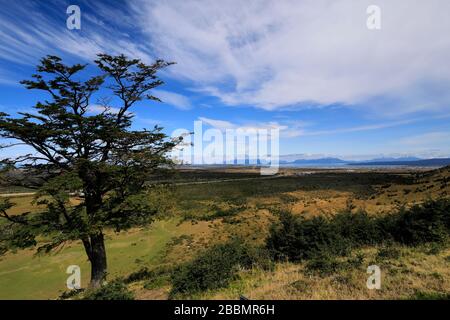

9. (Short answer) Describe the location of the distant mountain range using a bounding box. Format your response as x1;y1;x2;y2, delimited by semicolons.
364;157;421;162
281;157;347;165
279;156;450;167
348;158;450;167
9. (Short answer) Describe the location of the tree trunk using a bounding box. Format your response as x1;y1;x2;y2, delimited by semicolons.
85;232;107;289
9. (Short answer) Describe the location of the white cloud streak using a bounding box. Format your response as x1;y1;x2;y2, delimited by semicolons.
131;0;450;115
1;0;450;118
153;89;192;110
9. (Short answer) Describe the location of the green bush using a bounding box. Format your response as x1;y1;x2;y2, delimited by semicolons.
267;199;450;263
266;211;345;261
58;289;84;300
266;210;382;262
83;281;134;300
409;291;450;300
376;247;401;260
170;240;272;297
124;267;153;284
305;253;342;276
386;199;450;245
124;265;173;284
332;211;388;245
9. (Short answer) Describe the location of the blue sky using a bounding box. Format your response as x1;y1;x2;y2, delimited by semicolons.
1;0;450;160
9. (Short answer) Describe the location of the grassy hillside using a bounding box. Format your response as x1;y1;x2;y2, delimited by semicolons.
0;167;449;299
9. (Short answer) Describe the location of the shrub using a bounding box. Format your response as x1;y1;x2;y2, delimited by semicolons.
124;267;153;284
124;265;173;284
305;253;342;276
266;211;347;262
83;281;134;300
332;211;388;245
58;289;84;300
345;253;365;268
143;274;171;290
409;291;450;300
376;247;401;260
170;240;272;297
266;199;450;263
386;199;450;245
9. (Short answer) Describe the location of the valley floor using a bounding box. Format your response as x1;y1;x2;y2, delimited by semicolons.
0;166;449;299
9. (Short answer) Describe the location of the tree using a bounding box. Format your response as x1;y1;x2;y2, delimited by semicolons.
0;54;181;288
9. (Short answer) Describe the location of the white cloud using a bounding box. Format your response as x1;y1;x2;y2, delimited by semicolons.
132;0;450;115
88;104;121;114
0;2;155;67
2;1;450;117
301;119;416;136
198;116;303;138
397;131;450;148
152;89;192;110
198;117;235;130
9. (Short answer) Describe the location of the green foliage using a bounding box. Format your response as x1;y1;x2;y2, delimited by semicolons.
305;252;365;276
124;267;153;284
208;203;246;219
386;199;450;245
0;54;179;286
124;264;173;287
266;211;351;261
169;240;272;297
82;281;134;300
58;289;85;300
376;247;401;260
305;253;342;276
409;291;450;300
143;273;171;290
267;198;450;263
0;198;37;254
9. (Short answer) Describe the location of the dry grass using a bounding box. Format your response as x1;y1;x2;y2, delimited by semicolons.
199;245;450;300
1;166;450;299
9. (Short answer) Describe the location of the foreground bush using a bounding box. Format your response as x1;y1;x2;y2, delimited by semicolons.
83;281;134;300
267;198;450;262
387;199;450;245
170;240;272;297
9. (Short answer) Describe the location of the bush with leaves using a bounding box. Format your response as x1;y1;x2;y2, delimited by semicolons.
82;281;134;300
267;198;450;263
385;199;450;245
266;211;352;261
170;240;272;297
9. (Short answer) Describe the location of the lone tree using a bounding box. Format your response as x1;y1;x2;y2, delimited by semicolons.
0;54;181;288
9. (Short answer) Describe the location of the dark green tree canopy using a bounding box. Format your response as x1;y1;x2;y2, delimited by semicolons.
0;54;181;287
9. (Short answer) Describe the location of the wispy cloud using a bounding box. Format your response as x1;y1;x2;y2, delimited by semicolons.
301;119;416;136
2;0;450;117
87;104;121;114
198;116;305;138
198;113;450;139
153;89;192;110
198;117;235;130
131;0;450;115
397;131;450;148
0;1;155;68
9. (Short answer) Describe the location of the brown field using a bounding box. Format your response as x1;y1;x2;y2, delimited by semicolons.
1;166;449;299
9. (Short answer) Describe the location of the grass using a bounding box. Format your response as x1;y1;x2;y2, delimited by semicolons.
198;245;450;300
1;167;449;299
0;219;181;299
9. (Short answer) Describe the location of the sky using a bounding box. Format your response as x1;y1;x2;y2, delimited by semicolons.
1;0;450;161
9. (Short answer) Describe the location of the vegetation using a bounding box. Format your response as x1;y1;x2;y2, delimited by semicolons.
0;54;180;288
82;281;134;300
170;239;272;298
0;166;449;299
267;198;450;262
